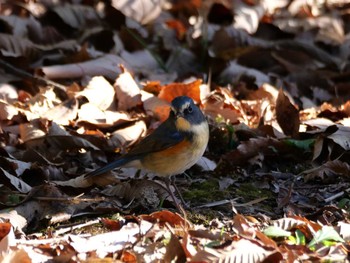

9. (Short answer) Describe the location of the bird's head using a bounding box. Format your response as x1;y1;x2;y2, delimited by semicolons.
169;96;206;132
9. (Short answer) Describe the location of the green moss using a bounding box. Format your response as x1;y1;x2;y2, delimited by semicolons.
183;179;230;205
186;209;222;226
235;182;276;212
235;183;267;199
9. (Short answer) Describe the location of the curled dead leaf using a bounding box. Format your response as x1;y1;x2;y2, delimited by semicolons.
276;89;300;138
114;65;142;111
158;79;202;104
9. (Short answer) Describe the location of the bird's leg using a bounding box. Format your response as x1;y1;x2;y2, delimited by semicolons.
164;176;189;210
171;176;188;208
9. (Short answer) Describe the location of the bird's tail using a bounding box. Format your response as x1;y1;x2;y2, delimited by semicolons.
84;157;130;178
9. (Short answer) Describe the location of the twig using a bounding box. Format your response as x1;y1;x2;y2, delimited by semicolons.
14;193;106;203
194;197;268;209
324;188;350;203
54;219;100;236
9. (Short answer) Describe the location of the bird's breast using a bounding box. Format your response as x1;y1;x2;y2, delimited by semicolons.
141;121;209;176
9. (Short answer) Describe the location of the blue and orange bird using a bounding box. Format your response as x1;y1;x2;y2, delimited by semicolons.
85;96;209;209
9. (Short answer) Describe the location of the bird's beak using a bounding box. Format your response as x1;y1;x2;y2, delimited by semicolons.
175;112;183;119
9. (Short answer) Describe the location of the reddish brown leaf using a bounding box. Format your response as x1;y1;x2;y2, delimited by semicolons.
276;89;300;138
140;210;188;227
158;79;202;104
165;19;187;40
100;218;123;231
120;250;137;263
0;222;11;241
164;233;187;262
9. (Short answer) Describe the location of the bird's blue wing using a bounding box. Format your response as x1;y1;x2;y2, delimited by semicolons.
85;119;185;178
126;119;185;157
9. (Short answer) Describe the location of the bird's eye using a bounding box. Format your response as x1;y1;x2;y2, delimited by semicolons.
184;106;193;115
184;106;193;114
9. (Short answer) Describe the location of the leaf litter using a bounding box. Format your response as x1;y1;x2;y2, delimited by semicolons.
1;0;350;262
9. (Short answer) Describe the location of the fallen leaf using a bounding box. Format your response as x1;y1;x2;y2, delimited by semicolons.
164;233;187;262
158;79;202;104
0;222;11;241
0;168;32;193
41;98;78;126
111;0;162;24
141;210;188;227
79;76;115;110
276;89;300;138
114;65;142;111
41;54;127;80
303;160;350;182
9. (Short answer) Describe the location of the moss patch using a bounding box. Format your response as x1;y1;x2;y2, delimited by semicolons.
234;182;276;212
183;179;231;206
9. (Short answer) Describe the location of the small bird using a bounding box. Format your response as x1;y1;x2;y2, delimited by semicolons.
85;96;209;209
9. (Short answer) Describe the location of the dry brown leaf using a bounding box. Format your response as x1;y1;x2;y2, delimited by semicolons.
100;179;170;207
114;66;142;111
142;91;170;121
272;217;307;231
0;100;19;121
0;33;41;60
141;210;188;228
203;88;244;123
220;61;270;87
303;160;350;182
143;81;162;95
327;126;350;151
23;135;100;163
273;15;344;45
79;76;115;111
195;157;217;171
276;89;300;138
120;50;160;74
120;250;137;262
76;103;131;128
0;222;11;240
100;218;123;231
19;119;50;143
191;238;282;262
50;4;101;30
0;168;32;193
41;54;127;80
69;222;148;254
233;214;256;237
0;83;18;102
303;123;350;160
337;221;350;241
158;79;202;104
165;19;187;40
112;0;162;24
0;249;32;263
315;243;348;261
110;120;147;149
233;0;265;34
0;157;31;177
255;231;278;250
246;83;279;102
41;98;78;126
54;172;118;188
164;233;187;262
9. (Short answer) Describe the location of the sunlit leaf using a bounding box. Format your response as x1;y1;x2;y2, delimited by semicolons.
264;226;292;237
308;226;344;247
295;229;306;245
